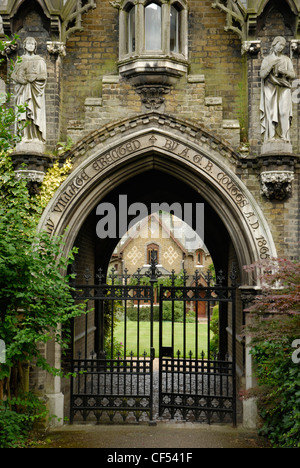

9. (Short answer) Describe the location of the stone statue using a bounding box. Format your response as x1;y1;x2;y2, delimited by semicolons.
260;36;295;149
12;37;47;152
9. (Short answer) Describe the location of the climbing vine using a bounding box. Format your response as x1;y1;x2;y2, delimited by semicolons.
37;158;73;209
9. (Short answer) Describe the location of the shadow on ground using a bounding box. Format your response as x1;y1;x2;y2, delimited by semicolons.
35;422;270;449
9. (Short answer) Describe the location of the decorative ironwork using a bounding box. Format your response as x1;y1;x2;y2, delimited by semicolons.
70;351;154;424
158;263;238;425
68;261;238;425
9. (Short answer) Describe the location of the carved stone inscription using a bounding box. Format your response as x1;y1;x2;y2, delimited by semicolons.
44;133;271;259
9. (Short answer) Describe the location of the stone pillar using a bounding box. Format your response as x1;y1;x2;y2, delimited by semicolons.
241;288;260;429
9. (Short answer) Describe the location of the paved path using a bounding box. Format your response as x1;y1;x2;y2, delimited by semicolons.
38;422;269;449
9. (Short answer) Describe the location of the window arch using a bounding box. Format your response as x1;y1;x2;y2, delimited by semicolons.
145;3;162;51
147;243;160;264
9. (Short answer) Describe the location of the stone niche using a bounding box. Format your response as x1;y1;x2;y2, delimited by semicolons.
5;1;64;188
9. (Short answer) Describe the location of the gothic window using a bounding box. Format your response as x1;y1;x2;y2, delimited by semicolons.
147;243;159;264
145;3;162;51
127;4;136;54
196;249;203;266
170;4;180;53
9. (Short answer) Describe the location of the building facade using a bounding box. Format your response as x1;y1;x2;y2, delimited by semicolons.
1;0;299;428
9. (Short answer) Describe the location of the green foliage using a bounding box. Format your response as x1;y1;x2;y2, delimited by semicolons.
127;303;196;323
244;258;300;448
0;153;86;385
210;305;219;354
0;45;86;446
127;306;160;322
0;393;48;448
250;342;300;448
36;158;73;209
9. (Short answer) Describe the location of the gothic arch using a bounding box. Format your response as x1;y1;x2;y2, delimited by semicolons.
38;112;277;286
38;112;277;426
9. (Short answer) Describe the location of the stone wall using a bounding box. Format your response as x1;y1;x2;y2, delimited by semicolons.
62;0;243;149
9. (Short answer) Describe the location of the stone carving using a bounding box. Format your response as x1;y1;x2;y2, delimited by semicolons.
242;40;261;56
15;169;45;196
260;37;295;152
135;85;171;110
47;41;66;57
260;170;294;201
12;37;47;153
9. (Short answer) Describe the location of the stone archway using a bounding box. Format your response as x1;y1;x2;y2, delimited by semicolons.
38;113;277;427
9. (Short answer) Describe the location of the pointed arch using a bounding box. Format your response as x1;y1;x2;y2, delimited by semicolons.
38;113;277;286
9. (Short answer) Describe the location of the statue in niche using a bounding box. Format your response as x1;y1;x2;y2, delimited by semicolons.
12;37;47;150
260;36;295;145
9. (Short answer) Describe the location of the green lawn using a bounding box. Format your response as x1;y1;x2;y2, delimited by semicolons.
114;320;209;358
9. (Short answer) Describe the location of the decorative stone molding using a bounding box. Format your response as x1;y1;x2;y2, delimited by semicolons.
15;170;45;183
242;40;261;56
47;42;67;57
15;169;45;196
135;85;170;110
212;0;300;46
0;0;96;44
211;0;246;41
260;171;294;201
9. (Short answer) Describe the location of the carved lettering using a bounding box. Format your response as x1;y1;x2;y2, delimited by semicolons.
193;154;203;165
164;138;179;151
204;161;213;172
216;172;248;208
256;236;270;259
52;170;91;213
44;133;272;259
250;221;260;230
93;139;142;171
45;218;54;235
179;147;190;158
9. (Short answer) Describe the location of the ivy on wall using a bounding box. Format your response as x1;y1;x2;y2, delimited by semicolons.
37;158;73;209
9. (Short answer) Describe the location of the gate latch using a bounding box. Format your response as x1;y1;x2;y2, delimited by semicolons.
161;347;173;358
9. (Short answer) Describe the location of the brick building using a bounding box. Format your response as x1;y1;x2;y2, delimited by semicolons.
109;212;212;277
1;0;299;428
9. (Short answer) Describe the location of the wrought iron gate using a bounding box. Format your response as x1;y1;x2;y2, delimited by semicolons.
159;269;237;425
68;258;237;425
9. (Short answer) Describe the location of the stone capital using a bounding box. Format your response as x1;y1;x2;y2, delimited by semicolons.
260;170;294;200
47;41;67;57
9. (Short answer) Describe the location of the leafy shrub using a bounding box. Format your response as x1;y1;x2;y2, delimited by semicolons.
210;305;219;354
127;306;159;322
244;258;300;448
127;303;196;323
250;342;300;448
0;393;48;448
